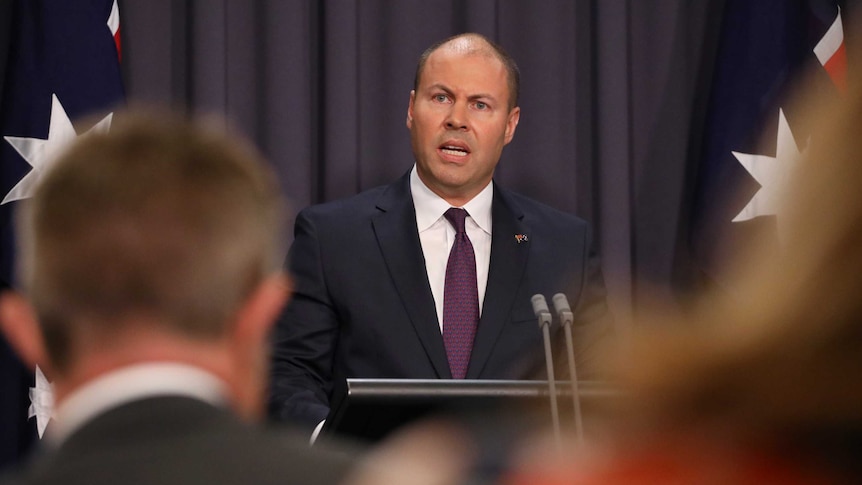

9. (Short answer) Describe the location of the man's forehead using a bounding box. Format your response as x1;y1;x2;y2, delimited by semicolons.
424;45;503;78
434;36;496;61
416;36;515;107
442;35;485;53
418;53;507;103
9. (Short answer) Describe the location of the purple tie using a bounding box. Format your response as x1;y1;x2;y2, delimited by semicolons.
442;208;479;379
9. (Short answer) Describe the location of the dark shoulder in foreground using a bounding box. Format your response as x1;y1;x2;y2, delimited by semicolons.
1;422;360;485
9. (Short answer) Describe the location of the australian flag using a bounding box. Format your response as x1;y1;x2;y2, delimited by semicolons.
687;0;849;287
0;0;123;471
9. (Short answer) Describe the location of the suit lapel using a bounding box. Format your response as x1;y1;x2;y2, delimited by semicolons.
372;173;452;378
466;186;530;378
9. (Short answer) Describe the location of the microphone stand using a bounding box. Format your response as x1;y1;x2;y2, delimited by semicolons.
553;293;583;443
531;294;561;450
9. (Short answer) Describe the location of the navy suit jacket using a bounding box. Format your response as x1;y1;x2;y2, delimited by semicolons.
269;171;611;427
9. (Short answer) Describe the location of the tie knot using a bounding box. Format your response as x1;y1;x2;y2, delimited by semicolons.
444;207;469;234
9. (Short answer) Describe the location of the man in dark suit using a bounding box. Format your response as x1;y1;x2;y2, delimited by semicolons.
0;113;356;485
270;33;612;431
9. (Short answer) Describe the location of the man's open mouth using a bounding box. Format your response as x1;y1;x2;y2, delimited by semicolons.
439;144;470;157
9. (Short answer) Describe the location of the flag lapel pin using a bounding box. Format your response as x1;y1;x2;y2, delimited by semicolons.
514;234;528;243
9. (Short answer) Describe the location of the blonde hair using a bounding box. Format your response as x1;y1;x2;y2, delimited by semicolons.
17;111;284;371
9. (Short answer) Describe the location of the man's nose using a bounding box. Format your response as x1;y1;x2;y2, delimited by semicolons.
444;102;468;130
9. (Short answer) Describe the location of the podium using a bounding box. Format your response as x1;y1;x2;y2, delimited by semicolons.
321;378;618;443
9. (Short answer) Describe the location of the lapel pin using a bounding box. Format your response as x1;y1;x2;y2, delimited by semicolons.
514;234;528;243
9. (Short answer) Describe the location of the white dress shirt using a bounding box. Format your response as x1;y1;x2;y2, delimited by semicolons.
410;165;493;331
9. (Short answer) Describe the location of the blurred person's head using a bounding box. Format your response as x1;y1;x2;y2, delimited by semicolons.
498;83;862;485
615;83;862;441
0;111;290;420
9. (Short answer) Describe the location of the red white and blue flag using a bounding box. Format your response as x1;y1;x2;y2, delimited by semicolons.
688;0;847;285
0;0;123;470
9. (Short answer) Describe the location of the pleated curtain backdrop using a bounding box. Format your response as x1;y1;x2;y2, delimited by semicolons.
119;0;725;322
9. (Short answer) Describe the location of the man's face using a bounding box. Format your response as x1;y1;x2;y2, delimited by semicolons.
407;47;520;206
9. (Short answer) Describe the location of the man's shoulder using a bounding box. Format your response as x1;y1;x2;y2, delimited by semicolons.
298;179;402;222
7;402;357;485
0;470;24;485
497;185;589;229
192;424;358;483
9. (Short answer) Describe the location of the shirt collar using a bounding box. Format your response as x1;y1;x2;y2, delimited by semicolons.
48;362;228;446
410;165;493;234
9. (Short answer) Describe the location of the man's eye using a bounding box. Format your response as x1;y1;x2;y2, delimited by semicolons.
434;94;448;103
475;101;488;110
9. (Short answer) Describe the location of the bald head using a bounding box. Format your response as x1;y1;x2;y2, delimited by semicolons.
413;33;520;110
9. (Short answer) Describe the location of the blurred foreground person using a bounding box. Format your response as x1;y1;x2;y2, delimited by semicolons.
502;86;862;483
0;112;356;485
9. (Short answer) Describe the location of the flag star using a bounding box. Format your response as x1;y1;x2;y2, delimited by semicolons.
3;93;113;204
732;108;803;223
28;366;54;438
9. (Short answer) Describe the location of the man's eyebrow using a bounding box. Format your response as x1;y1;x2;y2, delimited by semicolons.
469;93;498;102
426;84;499;102
426;83;453;95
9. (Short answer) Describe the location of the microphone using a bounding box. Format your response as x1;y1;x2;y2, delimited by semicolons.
553;293;583;443
531;294;561;448
531;293;553;327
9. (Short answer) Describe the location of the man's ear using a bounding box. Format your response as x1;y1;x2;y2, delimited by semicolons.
0;291;48;371
231;273;292;348
406;90;416;129
503;106;520;145
227;273;291;420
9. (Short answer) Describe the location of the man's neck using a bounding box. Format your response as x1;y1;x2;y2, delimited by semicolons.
52;330;231;405
413;165;491;207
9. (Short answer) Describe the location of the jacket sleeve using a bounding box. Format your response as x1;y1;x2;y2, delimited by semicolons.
567;223;615;380
269;209;338;428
